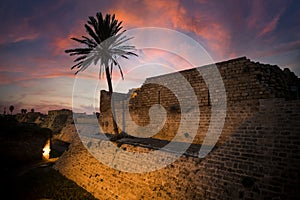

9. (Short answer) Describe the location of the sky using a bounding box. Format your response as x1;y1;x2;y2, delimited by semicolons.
0;0;299;114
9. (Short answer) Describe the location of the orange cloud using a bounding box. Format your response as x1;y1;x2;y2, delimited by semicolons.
51;19;86;56
186;20;231;59
108;0;231;60
112;9;145;28
53;36;76;55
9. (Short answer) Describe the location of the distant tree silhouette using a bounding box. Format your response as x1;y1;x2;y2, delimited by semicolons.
21;109;28;114
65;11;137;140
9;105;14;115
31;108;34;113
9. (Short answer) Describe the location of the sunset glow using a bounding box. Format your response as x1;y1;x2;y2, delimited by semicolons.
0;0;299;114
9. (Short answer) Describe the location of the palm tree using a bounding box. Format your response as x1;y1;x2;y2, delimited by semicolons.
9;105;14;115
65;12;137;140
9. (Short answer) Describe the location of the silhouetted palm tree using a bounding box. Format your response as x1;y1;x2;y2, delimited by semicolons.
65;12;137;139
9;105;14;115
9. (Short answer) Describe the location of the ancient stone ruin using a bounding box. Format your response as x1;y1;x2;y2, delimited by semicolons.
54;56;300;199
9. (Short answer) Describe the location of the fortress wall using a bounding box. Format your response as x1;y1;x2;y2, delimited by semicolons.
43;109;73;134
54;98;300;200
99;57;298;144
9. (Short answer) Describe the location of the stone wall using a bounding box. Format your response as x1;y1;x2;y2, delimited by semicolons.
99;57;299;145
43;109;73;134
53;57;300;199
54;98;300;200
15;108;74;135
15;112;47;125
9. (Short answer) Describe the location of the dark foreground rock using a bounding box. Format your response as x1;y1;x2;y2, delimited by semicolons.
0;115;98;200
1;161;98;200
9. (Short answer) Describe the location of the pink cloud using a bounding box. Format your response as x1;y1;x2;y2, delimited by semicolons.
188;21;231;59
13;32;40;43
0;71;74;85
107;0;231;60
247;0;288;38
51;20;86;56
53;36;77;56
51;0;232;70
0;17;40;45
247;0;264;29
0;74;27;85
258;12;281;37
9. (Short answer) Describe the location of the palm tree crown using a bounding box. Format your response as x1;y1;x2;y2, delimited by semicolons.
65;12;137;81
9;105;14;115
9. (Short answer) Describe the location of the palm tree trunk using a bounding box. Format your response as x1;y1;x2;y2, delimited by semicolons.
105;66;119;135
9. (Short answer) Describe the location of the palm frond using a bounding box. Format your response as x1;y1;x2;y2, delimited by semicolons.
113;58;124;80
71;37;97;48
65;11;138;79
73;55;87;62
65;48;91;54
84;24;100;44
71;61;83;70
82;36;97;45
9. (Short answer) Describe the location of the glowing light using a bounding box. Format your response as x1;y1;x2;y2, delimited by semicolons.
42;139;51;160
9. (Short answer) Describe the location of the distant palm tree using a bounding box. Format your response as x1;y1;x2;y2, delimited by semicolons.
65;12;137;140
9;105;14;115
